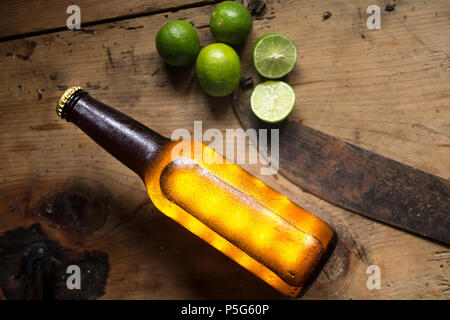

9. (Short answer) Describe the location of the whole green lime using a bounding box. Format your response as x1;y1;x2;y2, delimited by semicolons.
210;1;253;46
155;20;200;66
196;43;241;97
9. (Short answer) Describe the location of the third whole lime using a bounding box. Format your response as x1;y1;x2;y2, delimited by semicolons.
210;1;253;46
196;43;241;97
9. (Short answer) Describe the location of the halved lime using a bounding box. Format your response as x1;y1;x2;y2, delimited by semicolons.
252;33;297;79
250;81;295;123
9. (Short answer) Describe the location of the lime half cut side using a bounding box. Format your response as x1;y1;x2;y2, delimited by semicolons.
251;81;295;123
252;33;297;79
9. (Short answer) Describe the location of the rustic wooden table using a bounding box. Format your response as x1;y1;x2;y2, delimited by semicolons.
0;0;448;299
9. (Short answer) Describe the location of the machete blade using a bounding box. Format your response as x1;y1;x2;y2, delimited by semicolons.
232;93;450;245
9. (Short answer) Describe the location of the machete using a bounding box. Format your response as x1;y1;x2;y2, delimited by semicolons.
232;90;450;245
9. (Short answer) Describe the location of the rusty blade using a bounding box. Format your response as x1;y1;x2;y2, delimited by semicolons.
233;96;450;245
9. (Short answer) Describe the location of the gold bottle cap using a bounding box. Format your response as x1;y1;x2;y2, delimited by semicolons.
56;86;83;118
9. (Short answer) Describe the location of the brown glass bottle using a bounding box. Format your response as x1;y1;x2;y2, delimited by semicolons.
57;87;335;297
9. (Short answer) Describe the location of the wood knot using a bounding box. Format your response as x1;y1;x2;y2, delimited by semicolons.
30;180;109;241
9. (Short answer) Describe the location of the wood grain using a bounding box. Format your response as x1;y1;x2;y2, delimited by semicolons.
0;0;449;299
0;0;218;40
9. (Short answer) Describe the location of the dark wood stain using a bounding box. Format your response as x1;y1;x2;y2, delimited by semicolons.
385;3;397;12
5;39;36;61
322;11;332;21
247;0;267;17
0;224;109;300
29;123;63;131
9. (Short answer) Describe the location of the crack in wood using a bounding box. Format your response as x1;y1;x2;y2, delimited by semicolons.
0;0;220;43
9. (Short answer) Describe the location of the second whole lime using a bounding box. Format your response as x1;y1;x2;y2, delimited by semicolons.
196;43;241;97
155;20;200;66
210;1;253;46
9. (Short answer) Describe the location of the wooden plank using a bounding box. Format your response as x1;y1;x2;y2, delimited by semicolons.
0;0;217;39
0;0;449;299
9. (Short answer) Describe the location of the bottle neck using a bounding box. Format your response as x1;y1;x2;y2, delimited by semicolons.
63;90;169;179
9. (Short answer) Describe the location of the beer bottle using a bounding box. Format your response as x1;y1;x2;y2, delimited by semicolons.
56;86;335;297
